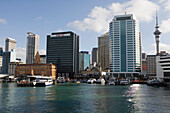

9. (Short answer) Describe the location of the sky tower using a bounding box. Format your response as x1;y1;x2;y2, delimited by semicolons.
154;11;161;55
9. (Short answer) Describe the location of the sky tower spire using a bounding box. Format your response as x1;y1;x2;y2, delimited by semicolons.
154;10;161;55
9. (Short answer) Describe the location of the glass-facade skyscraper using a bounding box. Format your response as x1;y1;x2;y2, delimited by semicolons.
79;51;90;71
109;14;141;72
46;31;79;78
26;32;39;64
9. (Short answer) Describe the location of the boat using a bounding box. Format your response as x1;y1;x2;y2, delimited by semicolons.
147;79;160;86
87;78;96;84
57;77;66;83
96;77;105;84
108;78;119;85
120;79;129;85
33;76;53;86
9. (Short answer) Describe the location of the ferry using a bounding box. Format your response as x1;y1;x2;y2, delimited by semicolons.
32;76;53;86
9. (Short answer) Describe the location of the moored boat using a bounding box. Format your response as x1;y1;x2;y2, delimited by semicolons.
87;78;96;84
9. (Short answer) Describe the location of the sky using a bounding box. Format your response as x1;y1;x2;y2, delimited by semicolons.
1;0;170;62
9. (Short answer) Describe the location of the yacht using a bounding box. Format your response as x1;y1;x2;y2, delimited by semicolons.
96;77;105;84
147;79;160;86
120;79;129;85
87;78;96;84
33;76;53;86
57;77;66;83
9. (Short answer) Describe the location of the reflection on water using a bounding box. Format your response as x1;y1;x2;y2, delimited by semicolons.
0;83;170;113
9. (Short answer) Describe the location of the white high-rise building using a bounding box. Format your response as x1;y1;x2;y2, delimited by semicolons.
5;38;16;52
109;14;141;73
26;32;39;64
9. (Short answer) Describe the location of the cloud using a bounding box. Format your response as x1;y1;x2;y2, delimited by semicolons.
160;18;170;33
35;16;43;20
68;0;158;33
159;0;170;11
148;43;170;54
0;18;7;24
16;47;26;63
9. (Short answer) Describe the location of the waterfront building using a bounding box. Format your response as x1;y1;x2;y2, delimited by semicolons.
2;49;16;74
8;61;23;76
92;48;98;63
5;38;16;52
109;14;141;73
40;55;46;64
156;55;170;82
46;31;79;78
146;55;156;76
0;56;2;73
15;63;56;80
0;47;3;56
98;32;109;71
26;32;39;64
79;51;90;72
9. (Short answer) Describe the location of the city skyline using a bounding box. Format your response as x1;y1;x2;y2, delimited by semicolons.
1;0;170;62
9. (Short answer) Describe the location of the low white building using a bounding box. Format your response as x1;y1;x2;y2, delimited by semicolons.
8;61;23;76
156;55;170;82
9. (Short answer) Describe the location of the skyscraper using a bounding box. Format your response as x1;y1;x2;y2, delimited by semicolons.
2;49;16;74
109;14;141;72
26;32;39;64
5;38;16;52
79;51;90;72
46;31;79;78
92;48;98;63
98;32;109;71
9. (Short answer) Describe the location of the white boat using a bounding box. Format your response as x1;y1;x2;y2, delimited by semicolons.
120;79;129;85
96;77;105;84
147;79;160;86
87;78;96;84
33;76;53;86
57;77;65;83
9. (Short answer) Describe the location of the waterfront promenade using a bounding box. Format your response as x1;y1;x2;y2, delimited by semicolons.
0;83;170;113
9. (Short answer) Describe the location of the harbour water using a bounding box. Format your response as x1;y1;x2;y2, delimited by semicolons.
0;83;170;113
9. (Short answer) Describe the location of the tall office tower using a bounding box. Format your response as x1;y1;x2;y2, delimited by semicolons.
5;38;16;52
154;12;161;55
147;55;156;76
26;32;39;64
79;51;90;72
0;47;3;56
109;14;141;72
92;48;98;63
98;32;109;71
47;31;79;78
2;49;16;74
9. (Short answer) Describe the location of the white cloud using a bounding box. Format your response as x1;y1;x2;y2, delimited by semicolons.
16;47;26;63
0;18;7;24
148;43;170;54
68;0;158;33
35;16;43;20
159;0;170;11
160;18;170;33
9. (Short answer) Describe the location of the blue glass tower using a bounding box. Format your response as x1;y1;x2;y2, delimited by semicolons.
79;51;90;71
109;14;141;72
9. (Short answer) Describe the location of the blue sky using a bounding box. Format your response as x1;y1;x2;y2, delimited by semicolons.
1;0;170;62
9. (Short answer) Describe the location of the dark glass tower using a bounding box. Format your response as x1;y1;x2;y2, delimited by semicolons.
46;31;79;78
